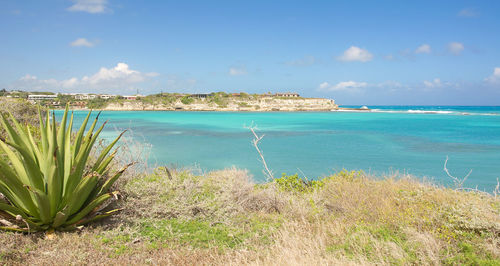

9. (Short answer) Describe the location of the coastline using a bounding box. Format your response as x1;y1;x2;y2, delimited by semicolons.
58;97;340;112
3;98;500;265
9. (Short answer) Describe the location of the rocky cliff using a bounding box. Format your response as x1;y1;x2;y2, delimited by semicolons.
103;97;338;111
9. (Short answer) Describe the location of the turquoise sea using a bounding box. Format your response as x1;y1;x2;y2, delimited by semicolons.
59;106;500;191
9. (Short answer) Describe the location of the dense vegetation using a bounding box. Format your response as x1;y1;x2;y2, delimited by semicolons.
0;100;499;264
1;90;309;111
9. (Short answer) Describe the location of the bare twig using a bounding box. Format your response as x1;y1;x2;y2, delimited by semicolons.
245;123;274;181
16;215;30;233
297;168;309;182
444;156;472;189
494;178;500;199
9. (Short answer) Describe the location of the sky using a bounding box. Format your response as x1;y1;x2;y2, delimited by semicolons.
1;0;500;105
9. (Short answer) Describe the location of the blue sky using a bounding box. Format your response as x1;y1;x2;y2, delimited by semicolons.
1;0;500;105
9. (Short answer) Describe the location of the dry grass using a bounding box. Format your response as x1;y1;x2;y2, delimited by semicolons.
1;168;500;265
0;97;42;140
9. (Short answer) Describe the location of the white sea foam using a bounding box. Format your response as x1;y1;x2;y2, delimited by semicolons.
477;113;500;116
331;109;370;112
166;131;183;135
370;109;405;113
334;108;499;116
406;110;454;114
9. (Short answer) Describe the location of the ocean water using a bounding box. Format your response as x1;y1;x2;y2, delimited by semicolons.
57;106;500;191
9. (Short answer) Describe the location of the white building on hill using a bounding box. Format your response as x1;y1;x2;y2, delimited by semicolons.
28;94;58;101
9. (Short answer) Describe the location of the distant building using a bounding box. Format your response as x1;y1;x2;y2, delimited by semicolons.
28;94;57;101
62;93;117;100
73;94;97;100
72;101;87;108
275;92;300;97
27;94;59;106
123;95;144;100
189;93;214;98
99;94;117;99
189;94;207;98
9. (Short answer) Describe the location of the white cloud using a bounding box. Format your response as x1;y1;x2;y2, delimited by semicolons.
19;74;61;88
423;78;442;88
15;63;158;92
19;74;37;82
448;42;464;55
229;66;247;76
68;0;109;14
285;56;316;66
337;46;373;62
415;44;431;54
82;63;147;84
70;38;95;47
458;8;479;17
318;81;368;91
485;67;500;84
318;82;330;90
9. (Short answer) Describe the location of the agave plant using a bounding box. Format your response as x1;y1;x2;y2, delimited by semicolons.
0;105;130;232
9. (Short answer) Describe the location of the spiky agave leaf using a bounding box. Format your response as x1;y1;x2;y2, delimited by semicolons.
0;104;129;232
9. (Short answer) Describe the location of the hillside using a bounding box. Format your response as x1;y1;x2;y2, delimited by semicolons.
2;91;339;112
104;96;337;111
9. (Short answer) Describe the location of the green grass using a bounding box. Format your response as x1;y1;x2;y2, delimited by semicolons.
444;242;500;265
132;215;279;251
138;219;245;249
327;224;420;264
97;234;133;257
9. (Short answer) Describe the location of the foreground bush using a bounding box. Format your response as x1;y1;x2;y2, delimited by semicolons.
0;106;129;232
1;167;499;264
110;168;500;265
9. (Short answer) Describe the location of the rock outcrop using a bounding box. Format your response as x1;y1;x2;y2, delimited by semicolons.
103;97;338;111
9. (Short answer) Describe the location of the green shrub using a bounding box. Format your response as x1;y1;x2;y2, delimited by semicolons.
275;173;324;193
326;169;364;182
212;97;227;107
207;93;229;107
274;170;365;193
160;94;177;104
180;96;194;105
0;105;130;232
87;98;108;109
